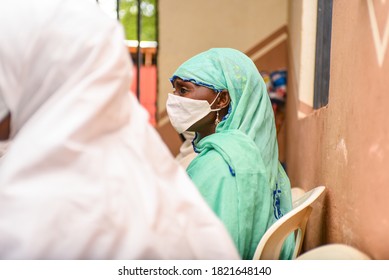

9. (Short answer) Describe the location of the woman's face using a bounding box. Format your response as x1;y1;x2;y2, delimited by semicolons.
172;78;220;133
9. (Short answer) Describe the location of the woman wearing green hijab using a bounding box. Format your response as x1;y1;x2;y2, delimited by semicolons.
166;48;294;260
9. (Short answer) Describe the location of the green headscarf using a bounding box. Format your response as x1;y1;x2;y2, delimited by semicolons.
172;48;294;259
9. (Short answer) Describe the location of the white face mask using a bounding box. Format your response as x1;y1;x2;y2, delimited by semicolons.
166;92;221;134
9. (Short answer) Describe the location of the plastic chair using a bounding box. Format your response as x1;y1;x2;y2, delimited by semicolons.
252;186;326;260
296;243;371;260
291;187;306;208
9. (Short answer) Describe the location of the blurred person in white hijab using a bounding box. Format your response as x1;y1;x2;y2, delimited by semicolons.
0;0;239;259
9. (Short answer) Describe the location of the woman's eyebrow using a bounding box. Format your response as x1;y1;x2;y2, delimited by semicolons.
175;80;192;88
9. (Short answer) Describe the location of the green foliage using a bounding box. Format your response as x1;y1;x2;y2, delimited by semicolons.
119;0;156;41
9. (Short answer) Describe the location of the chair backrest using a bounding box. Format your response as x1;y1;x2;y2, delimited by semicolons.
252;186;326;260
296;243;371;260
291;187;306;207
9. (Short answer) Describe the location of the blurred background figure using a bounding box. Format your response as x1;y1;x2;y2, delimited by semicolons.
0;0;239;259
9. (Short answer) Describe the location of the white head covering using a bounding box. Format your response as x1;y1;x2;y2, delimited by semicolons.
0;0;239;259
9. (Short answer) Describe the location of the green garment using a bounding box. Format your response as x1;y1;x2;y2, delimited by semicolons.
172;48;294;260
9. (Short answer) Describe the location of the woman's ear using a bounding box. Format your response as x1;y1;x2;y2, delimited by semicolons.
217;90;230;109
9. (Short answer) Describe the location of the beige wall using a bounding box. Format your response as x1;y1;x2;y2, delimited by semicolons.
287;0;389;259
158;0;288;116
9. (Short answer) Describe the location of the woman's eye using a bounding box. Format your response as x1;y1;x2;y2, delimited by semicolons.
174;87;189;94
172;84;190;95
